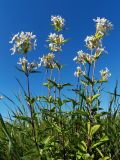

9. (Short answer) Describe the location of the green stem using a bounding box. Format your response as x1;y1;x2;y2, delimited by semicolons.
25;54;40;154
58;52;61;98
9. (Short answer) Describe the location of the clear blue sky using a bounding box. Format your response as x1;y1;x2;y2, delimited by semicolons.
0;0;120;116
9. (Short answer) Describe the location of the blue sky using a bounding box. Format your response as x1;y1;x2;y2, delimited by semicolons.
0;0;120;116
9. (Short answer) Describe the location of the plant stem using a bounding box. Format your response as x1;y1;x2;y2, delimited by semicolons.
25;54;40;154
58;52;61;98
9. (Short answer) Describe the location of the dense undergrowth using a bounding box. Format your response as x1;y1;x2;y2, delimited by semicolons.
0;16;120;160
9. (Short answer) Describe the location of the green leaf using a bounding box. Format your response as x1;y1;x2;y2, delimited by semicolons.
96;148;104;157
0;114;21;159
14;115;31;123
16;66;25;73
99;157;111;160
91;124;100;136
43;81;54;89
47;79;58;87
52;123;61;133
53;60;63;70
30;70;41;74
43;136;52;146
91;94;100;103
62;83;72;87
83;74;93;85
79;141;87;152
92;136;109;148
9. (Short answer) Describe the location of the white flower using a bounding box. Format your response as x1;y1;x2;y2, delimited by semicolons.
10;32;37;55
58;34;65;44
74;66;82;77
93;17;113;34
74;50;94;64
17;57;28;65
49;43;61;52
39;53;56;68
100;67;111;80
51;15;65;31
48;33;65;45
17;57;39;72
48;33;58;42
85;35;100;49
27;61;39;71
73;50;86;65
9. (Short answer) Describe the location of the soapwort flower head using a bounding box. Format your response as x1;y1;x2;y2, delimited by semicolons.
100;67;111;81
27;61;39;71
48;33;65;45
93;17;113;35
85;35;100;50
51;15;65;31
73;50;87;65
49;43;62;52
17;57;39;73
39;53;56;69
73;50;94;65
10;32;37;55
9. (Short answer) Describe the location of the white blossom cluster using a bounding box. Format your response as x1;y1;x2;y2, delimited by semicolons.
10;32;37;55
49;43;62;52
93;17;113;34
48;33;65;45
48;16;66;52
51;15;65;31
84;18;113;50
85;35;100;50
73;50;94;65
17;57;39;73
100;67;111;80
39;53;56;68
48;33;65;52
73;50;86;64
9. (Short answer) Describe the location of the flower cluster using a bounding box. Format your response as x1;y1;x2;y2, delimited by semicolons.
10;32;37;54
85;35;101;50
47;33;66;52
73;50;94;65
51;15;65;31
49;43;62;52
100;67;111;81
48;33;66;52
17;57;39;73
39;53;56;69
84;18;113;50
48;33;65;45
73;50;86;64
73;17;112;80
93;17;113;35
